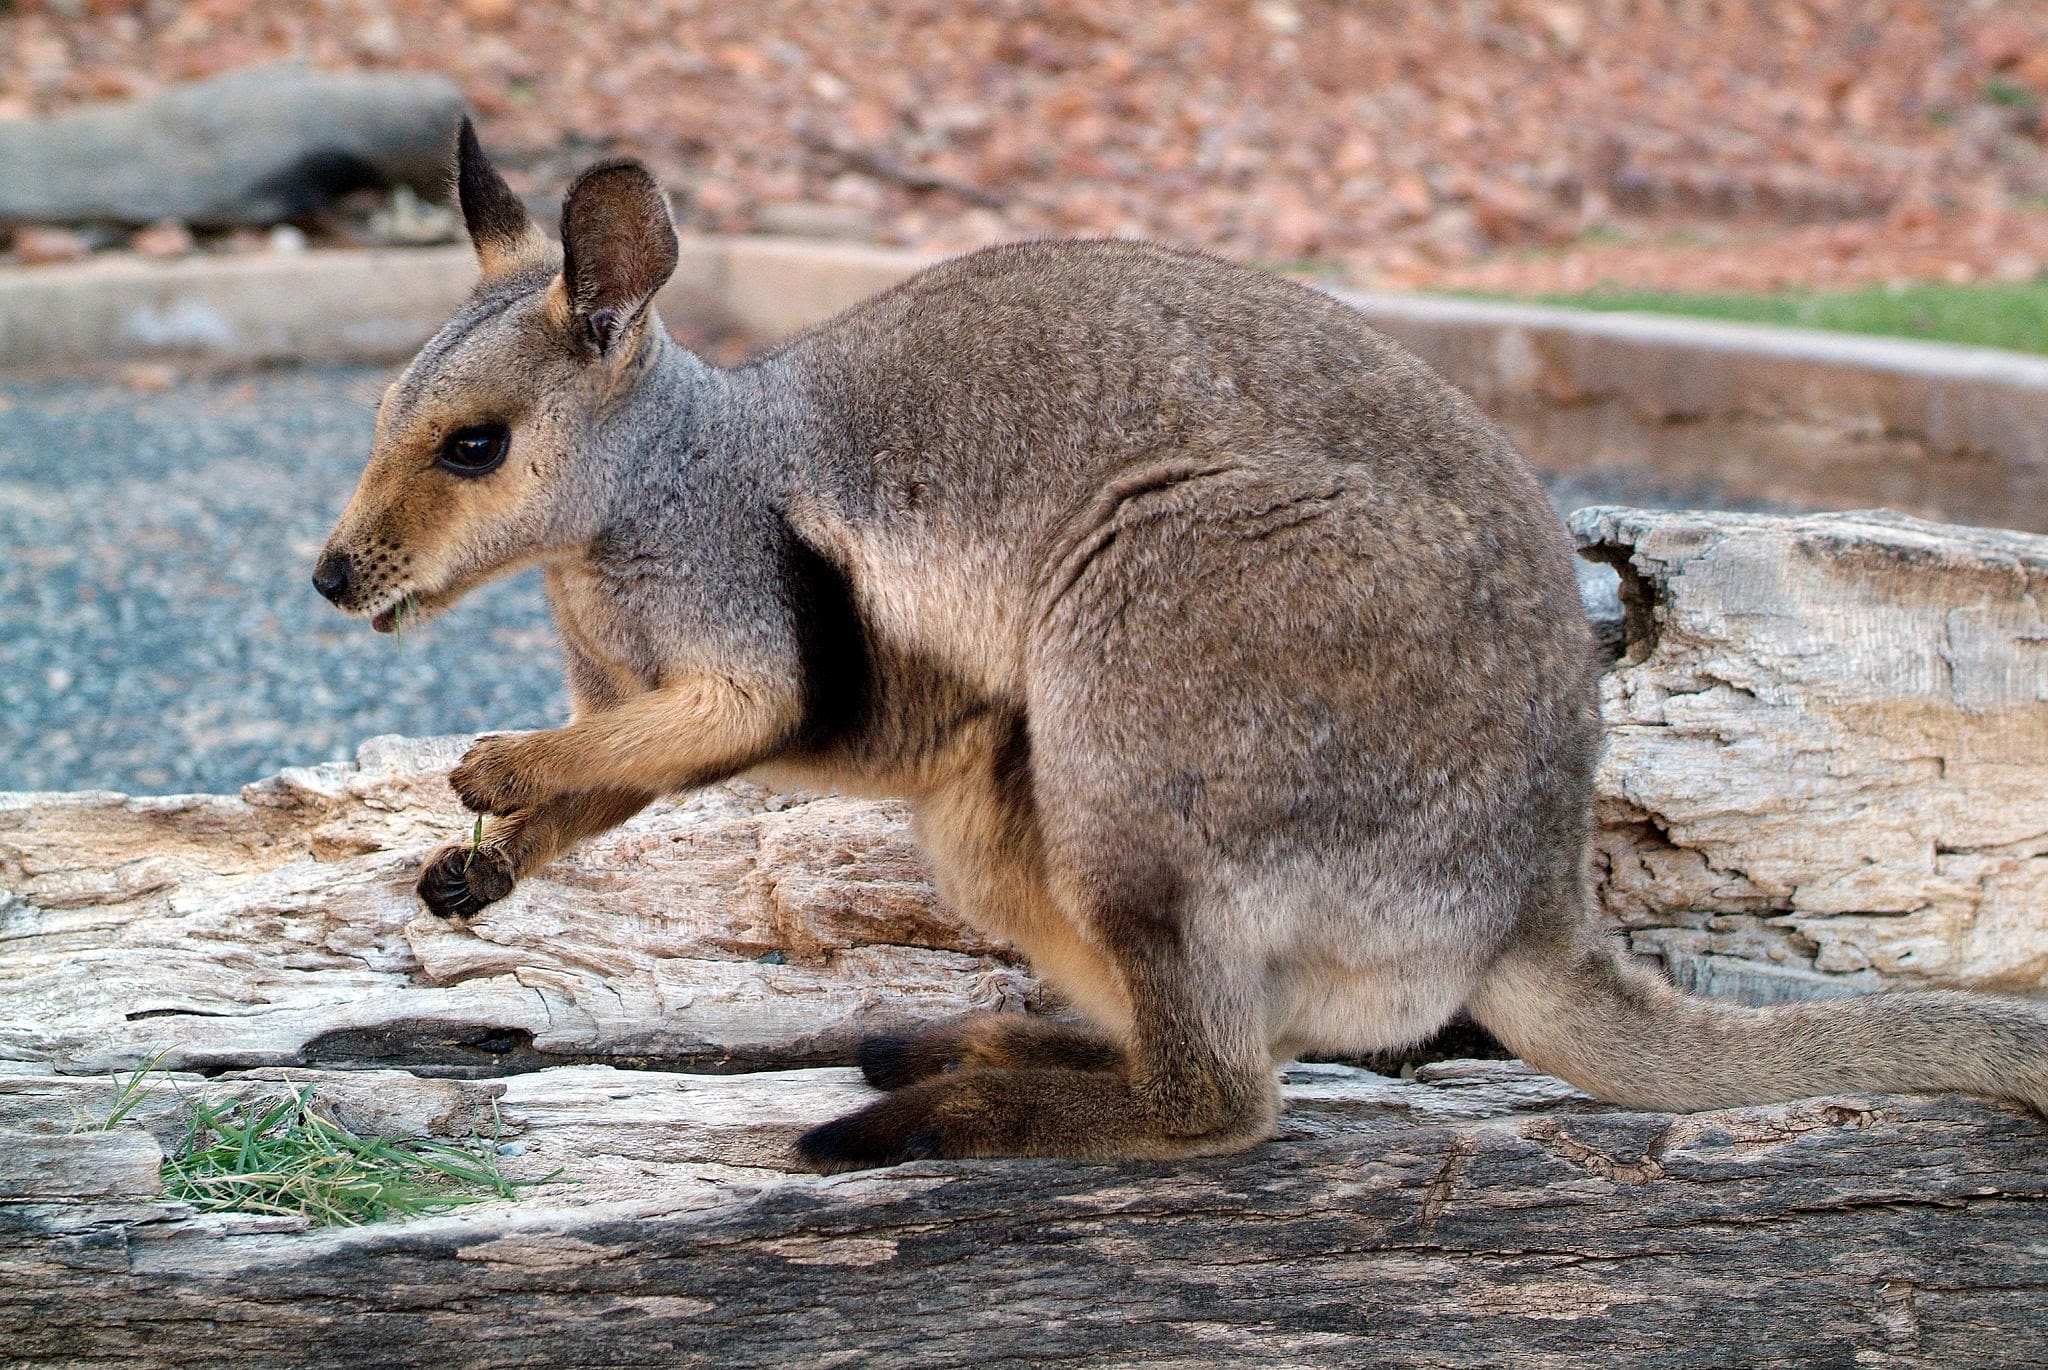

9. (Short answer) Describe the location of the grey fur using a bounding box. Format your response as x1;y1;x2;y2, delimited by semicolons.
318;140;2048;1169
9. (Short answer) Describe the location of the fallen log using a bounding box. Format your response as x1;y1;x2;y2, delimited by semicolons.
3;1060;2045;1366
1578;507;2048;1002
6;506;2048;1362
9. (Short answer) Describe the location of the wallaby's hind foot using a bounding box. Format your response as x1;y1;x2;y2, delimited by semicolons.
416;842;516;919
856;1014;1122;1092
797;1060;1278;1173
805;900;1278;1171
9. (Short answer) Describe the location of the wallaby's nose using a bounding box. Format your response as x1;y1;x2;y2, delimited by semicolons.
311;551;354;606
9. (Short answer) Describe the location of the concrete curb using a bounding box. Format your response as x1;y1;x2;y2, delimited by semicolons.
4;237;2045;528
1333;288;2048;531
0;237;932;377
0;247;475;375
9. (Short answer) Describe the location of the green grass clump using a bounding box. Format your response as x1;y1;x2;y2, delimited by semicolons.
90;1051;166;1132
165;1088;526;1225
1512;281;2048;355
94;1064;538;1227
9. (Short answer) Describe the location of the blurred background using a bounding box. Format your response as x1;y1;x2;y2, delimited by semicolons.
6;0;2048;794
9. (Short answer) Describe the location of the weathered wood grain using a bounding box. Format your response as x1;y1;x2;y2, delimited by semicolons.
1576;507;2048;1003
3;1062;2044;1367
8;506;2048;1365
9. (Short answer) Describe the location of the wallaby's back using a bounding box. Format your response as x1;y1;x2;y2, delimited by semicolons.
745;241;1604;1055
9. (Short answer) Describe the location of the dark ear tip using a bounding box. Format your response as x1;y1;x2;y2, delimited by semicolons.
452;115;536;260
454;113;491;173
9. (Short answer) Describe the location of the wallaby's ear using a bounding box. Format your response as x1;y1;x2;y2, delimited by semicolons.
454;115;542;276
560;159;680;356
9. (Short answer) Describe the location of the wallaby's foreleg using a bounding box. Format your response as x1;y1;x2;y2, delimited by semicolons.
449;674;800;815
800;913;1277;1170
856;1013;1122;1091
417;787;651;919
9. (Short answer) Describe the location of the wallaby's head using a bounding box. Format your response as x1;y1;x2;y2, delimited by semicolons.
312;119;682;631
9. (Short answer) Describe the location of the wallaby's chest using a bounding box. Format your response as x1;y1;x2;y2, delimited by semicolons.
542;564;661;706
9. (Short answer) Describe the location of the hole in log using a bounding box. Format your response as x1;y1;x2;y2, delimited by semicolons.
1577;541;1660;664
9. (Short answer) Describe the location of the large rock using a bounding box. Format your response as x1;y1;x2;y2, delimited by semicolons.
0;67;463;229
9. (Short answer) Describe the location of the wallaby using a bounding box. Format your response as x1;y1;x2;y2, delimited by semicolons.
315;121;2048;1170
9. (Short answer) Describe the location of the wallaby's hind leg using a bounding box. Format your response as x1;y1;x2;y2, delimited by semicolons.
418;788;651;918
799;880;1277;1171
856;1013;1121;1091
849;719;1137;1079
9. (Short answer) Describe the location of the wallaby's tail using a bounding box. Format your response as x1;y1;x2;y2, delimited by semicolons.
1467;926;2048;1115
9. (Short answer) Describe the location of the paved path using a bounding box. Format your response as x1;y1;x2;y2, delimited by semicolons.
0;365;1758;795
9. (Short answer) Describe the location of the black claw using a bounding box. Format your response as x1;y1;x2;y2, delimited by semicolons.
417;850;499;919
439;876;483;918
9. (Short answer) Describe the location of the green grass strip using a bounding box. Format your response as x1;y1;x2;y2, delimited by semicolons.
1505;281;2048;356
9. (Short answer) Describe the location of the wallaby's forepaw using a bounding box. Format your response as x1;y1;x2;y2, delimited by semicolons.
448;734;542;815
416;841;516;919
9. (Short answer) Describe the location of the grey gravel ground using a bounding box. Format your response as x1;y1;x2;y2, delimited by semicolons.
0;365;565;794
0;364;1763;796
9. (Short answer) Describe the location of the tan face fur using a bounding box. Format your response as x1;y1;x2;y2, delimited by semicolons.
320;277;588;632
312;118;679;634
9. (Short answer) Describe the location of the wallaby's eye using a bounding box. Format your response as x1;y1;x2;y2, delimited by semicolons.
437;423;510;476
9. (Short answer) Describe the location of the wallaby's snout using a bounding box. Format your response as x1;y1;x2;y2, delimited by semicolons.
310;550;353;606
313;117;681;636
